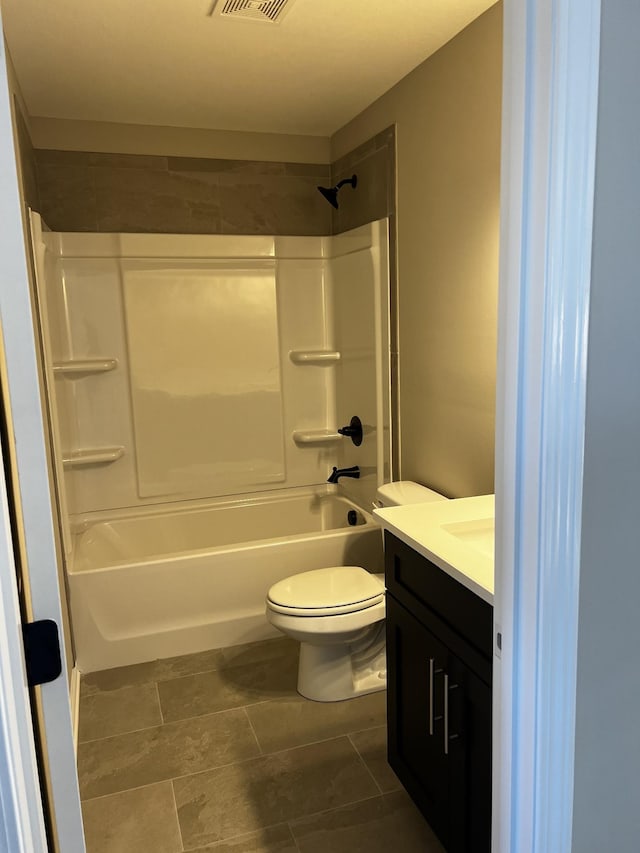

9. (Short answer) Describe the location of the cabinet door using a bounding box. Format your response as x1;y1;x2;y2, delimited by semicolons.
387;594;492;853
386;594;451;847
446;652;492;853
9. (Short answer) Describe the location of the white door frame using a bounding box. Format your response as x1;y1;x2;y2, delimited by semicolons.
0;0;604;850
494;0;601;851
0;443;49;853
0;25;86;853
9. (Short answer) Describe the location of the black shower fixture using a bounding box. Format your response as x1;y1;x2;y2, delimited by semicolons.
317;174;358;209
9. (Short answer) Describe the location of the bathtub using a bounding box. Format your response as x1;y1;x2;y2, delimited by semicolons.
68;488;383;672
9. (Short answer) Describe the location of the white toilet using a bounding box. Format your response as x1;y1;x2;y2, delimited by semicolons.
265;481;447;702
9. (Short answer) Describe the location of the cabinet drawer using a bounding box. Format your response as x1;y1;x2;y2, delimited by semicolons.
385;532;493;663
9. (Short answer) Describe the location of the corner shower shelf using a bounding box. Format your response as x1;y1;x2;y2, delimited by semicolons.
62;446;124;469
53;358;118;377
289;350;341;365
292;430;343;445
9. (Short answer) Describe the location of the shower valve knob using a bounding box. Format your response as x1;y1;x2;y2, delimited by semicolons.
337;416;363;447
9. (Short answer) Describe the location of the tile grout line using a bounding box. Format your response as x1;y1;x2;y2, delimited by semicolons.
80;731;374;803
242;706;264;755
288;792;385;839
78;718;168;746
78;690;380;747
251;721;388;760
169;779;186;853
286;820;304;853
179;819;296;851
347;732;385;796
82;641;292;697
145;694;287;729
81;740;278;803
77;702;259;746
178;794;386;852
155;681;165;725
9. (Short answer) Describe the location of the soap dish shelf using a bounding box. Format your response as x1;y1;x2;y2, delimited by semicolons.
292;430;343;445
62;447;124;469
53;358;118;376
289;350;341;365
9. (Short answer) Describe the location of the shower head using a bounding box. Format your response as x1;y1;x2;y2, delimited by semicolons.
317;174;358;209
318;185;339;208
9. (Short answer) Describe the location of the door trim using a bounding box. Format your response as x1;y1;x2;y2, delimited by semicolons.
0;435;48;852
494;0;601;850
0;27;86;853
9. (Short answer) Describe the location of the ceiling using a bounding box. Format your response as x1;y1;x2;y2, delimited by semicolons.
2;0;496;137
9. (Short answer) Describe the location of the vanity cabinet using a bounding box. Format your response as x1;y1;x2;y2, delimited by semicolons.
385;532;492;853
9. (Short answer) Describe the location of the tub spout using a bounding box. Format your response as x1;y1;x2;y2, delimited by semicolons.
327;465;360;483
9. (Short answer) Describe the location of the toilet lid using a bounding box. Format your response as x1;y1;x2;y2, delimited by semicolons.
267;566;385;616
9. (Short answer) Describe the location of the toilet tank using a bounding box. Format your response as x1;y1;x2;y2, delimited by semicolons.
374;480;448;508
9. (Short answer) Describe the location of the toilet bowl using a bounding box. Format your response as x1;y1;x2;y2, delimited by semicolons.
265;482;448;702
267;566;386;701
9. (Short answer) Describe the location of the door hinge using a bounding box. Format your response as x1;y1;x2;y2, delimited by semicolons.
22;619;62;686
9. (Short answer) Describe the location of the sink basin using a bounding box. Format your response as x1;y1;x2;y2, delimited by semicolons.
440;518;495;559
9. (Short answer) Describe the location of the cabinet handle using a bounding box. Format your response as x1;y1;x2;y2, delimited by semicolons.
432;665;444;732
443;674;459;755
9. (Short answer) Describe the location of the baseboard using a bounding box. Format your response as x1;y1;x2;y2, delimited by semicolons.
69;665;81;756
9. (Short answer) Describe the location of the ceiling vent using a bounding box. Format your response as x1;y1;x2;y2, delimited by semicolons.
209;0;294;24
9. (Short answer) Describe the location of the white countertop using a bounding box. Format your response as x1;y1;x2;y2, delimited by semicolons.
374;494;495;604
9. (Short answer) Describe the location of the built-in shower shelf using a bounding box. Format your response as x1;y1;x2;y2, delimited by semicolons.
292;430;343;445
289;350;341;365
53;358;118;376
62;446;124;469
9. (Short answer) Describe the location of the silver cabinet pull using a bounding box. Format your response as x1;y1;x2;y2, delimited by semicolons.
432;666;444;732
443;674;459;755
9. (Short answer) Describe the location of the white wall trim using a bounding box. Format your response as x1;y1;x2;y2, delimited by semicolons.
494;0;601;850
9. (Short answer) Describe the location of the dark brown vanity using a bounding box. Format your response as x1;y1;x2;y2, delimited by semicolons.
384;532;493;852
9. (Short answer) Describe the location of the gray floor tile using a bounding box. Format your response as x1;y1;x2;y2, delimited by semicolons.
79;683;162;742
81;648;228;696
219;638;297;670
81;638;294;698
78;708;260;799
348;726;402;793
289;790;445;853
186;823;298;852
158;653;298;723
81;782;181;853
174;736;378;849
246;690;386;754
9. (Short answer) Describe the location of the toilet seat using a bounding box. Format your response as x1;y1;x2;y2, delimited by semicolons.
268;598;385;638
267;566;384;617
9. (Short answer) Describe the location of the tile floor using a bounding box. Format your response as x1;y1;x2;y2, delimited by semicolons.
78;637;444;853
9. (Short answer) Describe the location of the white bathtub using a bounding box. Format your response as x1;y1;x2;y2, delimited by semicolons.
68;489;383;672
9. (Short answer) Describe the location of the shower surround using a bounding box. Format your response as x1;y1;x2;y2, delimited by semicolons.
32;215;391;671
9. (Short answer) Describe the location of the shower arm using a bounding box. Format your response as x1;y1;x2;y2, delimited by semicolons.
336;176;357;190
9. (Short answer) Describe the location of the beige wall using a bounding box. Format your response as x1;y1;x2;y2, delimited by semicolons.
5;47;38;211
31;116;330;164
332;4;502;498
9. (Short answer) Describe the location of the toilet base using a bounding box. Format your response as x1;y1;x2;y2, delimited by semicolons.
297;627;387;702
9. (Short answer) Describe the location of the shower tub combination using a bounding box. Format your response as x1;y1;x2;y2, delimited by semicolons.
69;488;383;672
36;221;391;673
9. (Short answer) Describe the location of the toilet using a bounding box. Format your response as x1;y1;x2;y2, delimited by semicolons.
265;481;447;702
